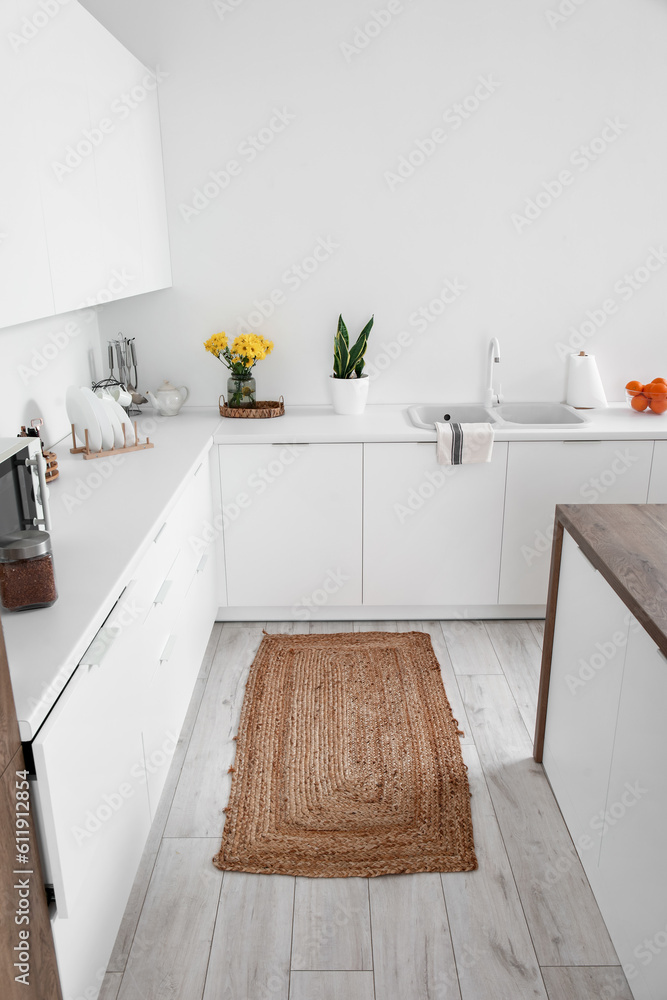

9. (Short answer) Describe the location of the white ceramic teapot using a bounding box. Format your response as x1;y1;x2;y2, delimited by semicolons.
146;380;189;416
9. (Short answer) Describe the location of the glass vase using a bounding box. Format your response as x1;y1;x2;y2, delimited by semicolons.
227;373;256;408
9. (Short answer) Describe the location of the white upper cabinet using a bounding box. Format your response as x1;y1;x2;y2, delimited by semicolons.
499;440;653;606
363;441;508;606
0;0;171;329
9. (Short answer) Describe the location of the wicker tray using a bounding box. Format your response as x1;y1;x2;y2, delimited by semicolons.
219;395;285;419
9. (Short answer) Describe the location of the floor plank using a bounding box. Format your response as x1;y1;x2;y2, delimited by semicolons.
202;872;294;1000
264;621;310;633
108;628;218;971
165;625;262;838
116;839;222;1000
370;873;461;999
98;972;122;1000
440;620;503;674
291;878;372;971
529;620;545;649
541;966;634;1000
484;620;542;734
289;971;375;1000
441;745;548;1000
406;621;473;744
458;674;619;967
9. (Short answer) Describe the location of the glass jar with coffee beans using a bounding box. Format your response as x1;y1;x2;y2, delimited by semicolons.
0;530;58;612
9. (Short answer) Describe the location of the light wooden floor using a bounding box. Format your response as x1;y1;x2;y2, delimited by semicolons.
99;621;634;1000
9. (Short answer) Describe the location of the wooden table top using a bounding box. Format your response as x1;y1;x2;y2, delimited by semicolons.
555;503;667;657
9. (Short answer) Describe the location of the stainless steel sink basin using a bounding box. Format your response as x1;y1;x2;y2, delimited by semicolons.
495;402;587;425
408;404;498;430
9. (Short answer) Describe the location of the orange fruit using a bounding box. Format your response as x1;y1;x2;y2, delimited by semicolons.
649;396;667;414
625;380;643;392
652;377;667;386
631;393;649;411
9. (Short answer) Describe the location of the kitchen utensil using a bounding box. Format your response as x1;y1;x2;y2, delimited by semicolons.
146;381;189;416
66;386;103;452
103;396;136;445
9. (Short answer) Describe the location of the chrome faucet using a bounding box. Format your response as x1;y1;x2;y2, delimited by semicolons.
484;338;502;407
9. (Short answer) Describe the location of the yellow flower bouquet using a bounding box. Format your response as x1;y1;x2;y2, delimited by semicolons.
204;331;273;407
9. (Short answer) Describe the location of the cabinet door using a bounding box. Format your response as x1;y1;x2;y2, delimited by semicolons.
499;441;653;605
363;442;507;606
220;444;362;608
542;533;630;865
595;622;667;1000
648;440;667;502
32;651;151;1000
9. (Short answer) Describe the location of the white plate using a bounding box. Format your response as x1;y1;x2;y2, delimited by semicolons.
104;395;136;446
96;394;126;448
81;387;114;451
66;385;102;452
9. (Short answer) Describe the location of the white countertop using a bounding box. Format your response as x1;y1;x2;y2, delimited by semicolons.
213;402;667;443
2;408;221;740
4;399;666;740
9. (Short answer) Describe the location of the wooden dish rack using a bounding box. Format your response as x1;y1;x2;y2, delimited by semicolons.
69;423;154;460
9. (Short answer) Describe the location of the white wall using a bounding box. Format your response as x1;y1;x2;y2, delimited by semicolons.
82;0;667;406
0;310;102;447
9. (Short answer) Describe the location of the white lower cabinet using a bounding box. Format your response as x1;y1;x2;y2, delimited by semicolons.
647;440;667;501
499;440;653;605
32;448;217;1000
219;443;362;609
543;530;667;1000
542;535;630;861
594;622;667;1000
362;442;508;606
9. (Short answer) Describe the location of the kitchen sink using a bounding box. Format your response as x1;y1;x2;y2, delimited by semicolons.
495;402;587;425
407;401;588;430
408;404;499;429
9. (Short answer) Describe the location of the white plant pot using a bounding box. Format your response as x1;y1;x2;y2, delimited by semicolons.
330;375;369;415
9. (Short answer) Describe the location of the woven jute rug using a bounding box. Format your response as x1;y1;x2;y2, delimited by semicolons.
212;631;477;877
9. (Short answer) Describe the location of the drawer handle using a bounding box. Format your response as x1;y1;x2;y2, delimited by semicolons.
197;555;208;574
153;522;167;543
160;636;177;662
154;579;173;605
562;440;603;444
80;626;117;668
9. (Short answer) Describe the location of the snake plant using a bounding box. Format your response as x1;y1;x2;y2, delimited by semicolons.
333;314;374;378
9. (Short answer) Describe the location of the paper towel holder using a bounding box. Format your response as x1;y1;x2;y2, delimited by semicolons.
566;351;608;409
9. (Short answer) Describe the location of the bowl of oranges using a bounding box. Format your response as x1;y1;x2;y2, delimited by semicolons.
625;378;667;414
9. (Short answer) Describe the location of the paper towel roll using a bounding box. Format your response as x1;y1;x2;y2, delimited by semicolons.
566;352;608;409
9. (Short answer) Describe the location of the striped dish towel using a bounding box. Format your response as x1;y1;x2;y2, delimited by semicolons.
435;422;494;466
